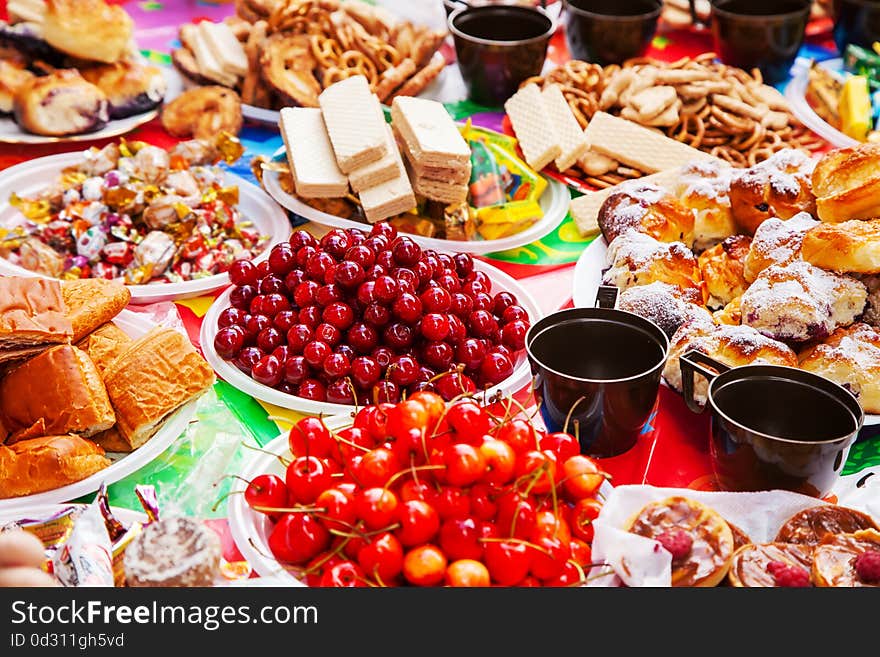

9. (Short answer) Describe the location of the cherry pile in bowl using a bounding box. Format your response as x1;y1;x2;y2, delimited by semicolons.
243;392;607;586
213;224;531;405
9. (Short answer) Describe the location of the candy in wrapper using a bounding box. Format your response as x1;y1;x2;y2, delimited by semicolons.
460;119;518;152
19;237;65;277
9;193;51;223
102;186;137;209
76;225;107;261
3;506;82;551
135;484;160;522
92;261;120;280
52;499;114;587
134;230;175;275
845;44;880;88
102;240;134;266
215;131;245;164
468;139;506;208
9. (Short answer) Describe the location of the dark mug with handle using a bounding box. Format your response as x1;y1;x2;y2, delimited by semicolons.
562;0;663;65
526;285;668;458
679;350;863;497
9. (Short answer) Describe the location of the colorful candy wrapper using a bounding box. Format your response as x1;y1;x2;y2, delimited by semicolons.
468;139;506;208
52;499;115;587
845;44;880;88
136;485;161;522
460;119;518;152
2;506;82;550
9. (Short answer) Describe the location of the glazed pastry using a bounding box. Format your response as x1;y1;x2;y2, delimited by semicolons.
124;516;221;587
798;323;880;414
812;530;880;587
626;496;735;587
0;276;72;363
101;328;215;449
728;543;814;587
597;182;695;246
13;69;109;136
811;142;880;223
0;58;34;113
775;504;879;545
712;296;743;326
161;86;243;140
0;344;116;441
740;261;867;342
674;159;737;252
801;219;880;275
663;319;797;405
617;281;713;339
80;59;166;119
603;230;706;302
697;234;751;309
75;322;132;375
0;434;110;499
743;212;818;283
61;278;130;342
728;149;817;235
43;0;133;64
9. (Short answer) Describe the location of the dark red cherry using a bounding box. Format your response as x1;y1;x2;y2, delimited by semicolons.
214;326;245;359
229;259;258;287
252;354;282;387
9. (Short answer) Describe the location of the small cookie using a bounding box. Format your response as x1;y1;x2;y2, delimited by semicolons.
812;530;880;587
728;543;814;587
775;505;879;546
161;86;243;140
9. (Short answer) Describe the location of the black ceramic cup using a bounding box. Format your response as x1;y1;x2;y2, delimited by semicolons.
562;0;662;65
832;0;880;53
689;0;811;84
525;287;668;458
448;1;555;107
679;350;863;497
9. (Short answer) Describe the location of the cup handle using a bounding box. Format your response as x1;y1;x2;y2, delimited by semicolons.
595;285;619;309
687;0;710;28
679;349;730;414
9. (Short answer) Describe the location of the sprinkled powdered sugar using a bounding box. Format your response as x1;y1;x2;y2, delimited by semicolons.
618;281;711;338
599;183;670;239
605;230;693;268
734;148;816;198
746;212;818;274
677;160;734;204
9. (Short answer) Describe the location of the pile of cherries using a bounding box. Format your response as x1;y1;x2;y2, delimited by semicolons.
242;393;607;587
214;225;531;405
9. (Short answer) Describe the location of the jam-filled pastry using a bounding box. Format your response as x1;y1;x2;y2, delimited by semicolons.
775;504;879;546
43;0;133;64
812;530;880;587
697;234;751;309
626;496;735;587
663;319;797;406
674;159;737;252
160;86;242;140
80;59;166;119
617;281;713;340
740;261;867;342
603;230;706;303
728;148;817;236
798;323;880;414
743;212;818;283
13;69;109;136
0;58;34;114
728;543;814;587
597;181;696;246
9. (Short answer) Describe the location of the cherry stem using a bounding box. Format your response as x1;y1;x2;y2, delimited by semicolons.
384;464;445;492
567;560;587;587
210;489;244;513
265;415;293;427
504;395;543;450
477;536;553;558
301;535;351;577
241;442;290;468
330;430;370;453
252;504;324;514
562;396;587;437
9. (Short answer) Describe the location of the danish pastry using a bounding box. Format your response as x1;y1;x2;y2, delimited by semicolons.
812;530;880;587
603;230;706;302
740;261;867;342
0;58;33;114
798;323;880;414
80;59;167;119
663;319;797;405
728;149;817;235
728;543;814;587
598;182;695;246
674;159;737;252
775;504;879;546
743;212;818;283
161;86;242;140
811;142;880;223
626;496;735;587
697;234;751;309
713;296;743;326
618;281;713;339
801;219;880;275
43;0;133;64
13;69;109;136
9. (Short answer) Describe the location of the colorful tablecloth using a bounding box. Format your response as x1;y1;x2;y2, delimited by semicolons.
1;1;877;570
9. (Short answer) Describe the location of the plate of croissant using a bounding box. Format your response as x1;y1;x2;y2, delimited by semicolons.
572;143;880;424
0;275;216;512
0;0;182;142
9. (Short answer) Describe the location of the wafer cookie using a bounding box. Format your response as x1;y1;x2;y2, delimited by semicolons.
359;144;416;223
279;107;349;199
541;84;589;172
320;75;388;174
584;112;714;173
348;118;400;193
402;147;471;185
189;25;238;87
390;96;470;168
408;165;469;204
504;83;562;172
199;21;248;79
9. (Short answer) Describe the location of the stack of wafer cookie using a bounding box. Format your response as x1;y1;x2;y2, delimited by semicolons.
390;96;471;206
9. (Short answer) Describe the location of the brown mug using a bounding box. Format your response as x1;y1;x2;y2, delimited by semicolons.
680;350;863;497
562;0;663;65
526;286;668;458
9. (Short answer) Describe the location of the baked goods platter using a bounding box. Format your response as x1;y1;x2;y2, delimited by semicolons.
0;0;185;143
0;274;217;512
172;0;454;126
0;134;291;303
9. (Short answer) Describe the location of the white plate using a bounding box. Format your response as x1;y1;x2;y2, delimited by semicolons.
263;148;569;255
571;236;880;425
201;258;542;416
0;66;184;145
0;152;292;304
0;310;199;513
785;57;862;149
